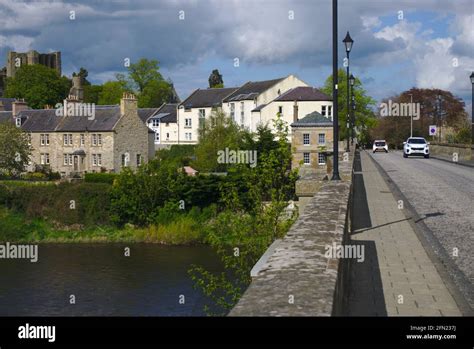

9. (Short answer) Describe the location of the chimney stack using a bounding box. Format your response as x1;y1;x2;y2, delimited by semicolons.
120;92;137;115
12;99;28;117
293;100;299;122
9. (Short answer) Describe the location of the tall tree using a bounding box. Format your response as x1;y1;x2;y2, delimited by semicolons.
4;65;70;109
371;88;470;147
0;122;32;177
208;69;224;88
127;58;164;93
321;69;377;144
137;79;172;108
98;81;128;105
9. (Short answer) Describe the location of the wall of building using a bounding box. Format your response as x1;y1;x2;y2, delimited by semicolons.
291;126;334;174
258;100;333;133
29;131;115;176
113;97;151;171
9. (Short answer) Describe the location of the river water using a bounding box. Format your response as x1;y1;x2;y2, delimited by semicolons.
0;244;224;316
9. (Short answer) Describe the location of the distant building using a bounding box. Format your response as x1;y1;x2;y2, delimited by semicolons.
290;111;334;176
6;50;61;78
222;75;309;132
0;94;154;177
178;87;238;144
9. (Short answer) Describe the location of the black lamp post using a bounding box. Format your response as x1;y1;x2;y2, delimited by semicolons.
343;32;353;151
331;0;341;180
470;72;474;144
349;74;355;145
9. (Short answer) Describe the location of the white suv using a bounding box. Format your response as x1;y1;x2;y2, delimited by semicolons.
403;137;429;158
373;140;388;153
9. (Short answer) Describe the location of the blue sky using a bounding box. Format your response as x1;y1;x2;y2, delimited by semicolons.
0;0;472;114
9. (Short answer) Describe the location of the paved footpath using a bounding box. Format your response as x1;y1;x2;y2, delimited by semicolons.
347;151;461;316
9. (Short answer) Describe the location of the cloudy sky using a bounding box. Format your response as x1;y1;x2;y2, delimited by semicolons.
0;0;473;113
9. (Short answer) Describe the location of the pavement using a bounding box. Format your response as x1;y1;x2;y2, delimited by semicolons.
430;153;474;168
347;150;464;316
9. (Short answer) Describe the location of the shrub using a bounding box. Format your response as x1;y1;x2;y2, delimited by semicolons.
85;172;117;185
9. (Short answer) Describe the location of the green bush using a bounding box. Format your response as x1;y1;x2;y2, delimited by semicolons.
3;182;112;227
85;172;117;184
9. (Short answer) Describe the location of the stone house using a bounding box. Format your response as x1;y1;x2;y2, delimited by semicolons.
0;94;154;176
291;111;334;176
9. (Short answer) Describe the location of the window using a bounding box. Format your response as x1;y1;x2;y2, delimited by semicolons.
80;134;85;146
185;132;192;141
121;153;129;167
240;102;244;126
92;154;102;167
63;134;72;146
318;133;326;144
63;154;73;166
321;106;327;116
278;106;283;116
230;103;235;121
318;153;326;165
40;134;50;146
303;133;310;145
15;117;21;127
136;154;142;167
152;119;159;127
166;123;169;127
185;118;192;128
92;134;102;146
155;132;160;141
303;152;310;165
328;106;332;118
199;109;205;128
40;153;50;165
166;133;170;140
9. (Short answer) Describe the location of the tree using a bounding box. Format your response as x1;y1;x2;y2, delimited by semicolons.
84;85;103;104
5;65;69;109
371;88;470;147
321;69;377;144
192;109;247;172
98;81;128;105
189;114;298;315
208;69;224;88
0;122;32;177
137;79;172;108
128;58;164;93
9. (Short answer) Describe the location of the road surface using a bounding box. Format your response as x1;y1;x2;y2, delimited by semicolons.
369;150;474;308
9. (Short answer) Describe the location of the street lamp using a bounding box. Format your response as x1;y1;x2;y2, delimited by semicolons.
470;72;474;144
343;31;353;152
349;74;355;145
331;0;341;181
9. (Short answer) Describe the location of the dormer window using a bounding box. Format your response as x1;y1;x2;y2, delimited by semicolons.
15;117;21;127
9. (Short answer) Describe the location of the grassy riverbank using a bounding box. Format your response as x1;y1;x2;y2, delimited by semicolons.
0;206;205;244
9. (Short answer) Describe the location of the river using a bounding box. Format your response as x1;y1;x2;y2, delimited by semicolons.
0;243;224;316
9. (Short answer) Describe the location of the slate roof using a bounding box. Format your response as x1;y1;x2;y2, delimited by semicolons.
180;88;238;109
251;103;268;112
137;108;159;123
0;111;13;124
291;111;333;127
155;103;177;123
0;98;15;111
223;77;285;102
274;87;332;102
